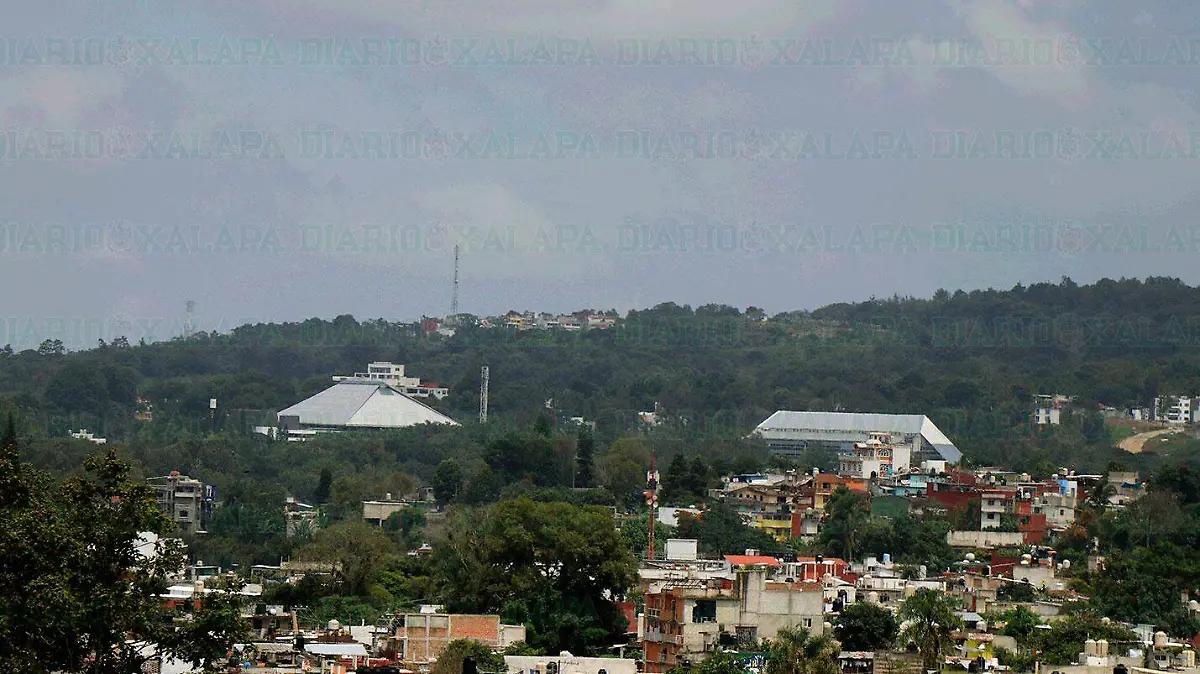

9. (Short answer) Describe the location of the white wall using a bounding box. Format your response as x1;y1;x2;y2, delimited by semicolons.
946;531;1025;548
506;656;638;674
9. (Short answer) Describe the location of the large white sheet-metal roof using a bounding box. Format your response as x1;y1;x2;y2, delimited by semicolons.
753;411;962;463
278;380;459;428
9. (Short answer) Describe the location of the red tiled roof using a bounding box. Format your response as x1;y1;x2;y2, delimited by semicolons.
725;555;781;567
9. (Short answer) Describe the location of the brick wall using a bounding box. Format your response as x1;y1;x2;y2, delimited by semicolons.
398;614;501;666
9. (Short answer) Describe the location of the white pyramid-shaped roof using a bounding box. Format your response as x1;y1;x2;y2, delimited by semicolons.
278;380;459;428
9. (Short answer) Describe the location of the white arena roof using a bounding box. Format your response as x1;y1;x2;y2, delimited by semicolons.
278;380;459;429
752;411;962;463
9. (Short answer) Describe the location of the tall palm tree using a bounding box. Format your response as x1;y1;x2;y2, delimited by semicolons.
898;589;961;672
765;626;841;674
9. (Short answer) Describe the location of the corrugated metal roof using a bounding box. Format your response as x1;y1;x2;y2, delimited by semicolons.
753;411;962;463
278;381;458;428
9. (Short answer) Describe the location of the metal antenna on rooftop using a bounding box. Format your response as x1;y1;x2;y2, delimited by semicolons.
184;300;195;338
449;245;459;325
479;364;489;424
646;452;659;560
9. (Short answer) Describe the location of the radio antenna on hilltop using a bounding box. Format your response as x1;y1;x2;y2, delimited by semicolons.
479;364;489;424
184;300;195;338
449;245;460;326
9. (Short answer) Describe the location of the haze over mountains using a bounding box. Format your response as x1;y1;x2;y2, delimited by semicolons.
3;1;1200;335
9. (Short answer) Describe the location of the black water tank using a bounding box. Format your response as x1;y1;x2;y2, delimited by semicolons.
463;656;477;674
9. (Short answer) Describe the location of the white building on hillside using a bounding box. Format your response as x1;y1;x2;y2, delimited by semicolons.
70;429;107;444
1033;394;1072;426
333;362;449;399
257;379;459;441
1154;395;1199;424
751;411;962;465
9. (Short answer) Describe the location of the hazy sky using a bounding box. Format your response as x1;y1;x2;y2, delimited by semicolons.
2;0;1199;348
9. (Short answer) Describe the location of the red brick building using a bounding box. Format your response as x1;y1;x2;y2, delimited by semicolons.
392;613;519;667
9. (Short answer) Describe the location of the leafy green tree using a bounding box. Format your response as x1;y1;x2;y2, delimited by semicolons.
1025;611;1137;665
997;580;1037;603
534;414;552;438
315;467;333;504
670;650;751;674
765;626;841;674
834;602;898;651
297;521;404;597
485;432;561;487
620;512;675;558
597;437;650;511
384;508;427;549
36;338;65;356
431;639;506;674
674;501;776;556
502;641;542;656
434;498;637;655
819;487;869;561
0;433;246;673
575;427;596;488
999;606;1041;642
662;453;690;505
433;458;464;506
688;456;710;502
898;589;961;672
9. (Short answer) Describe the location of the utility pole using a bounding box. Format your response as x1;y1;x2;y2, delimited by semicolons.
646;451;659;560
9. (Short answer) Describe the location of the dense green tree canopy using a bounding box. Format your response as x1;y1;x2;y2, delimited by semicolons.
898;589;961;672
834;603;898;651
0;427;245;673
765;627;841;674
433;498;638;655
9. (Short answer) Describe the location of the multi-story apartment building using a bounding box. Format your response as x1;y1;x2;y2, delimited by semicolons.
837;432;911;479
800;474;869;512
148;472;212;534
1154;395;1198;424
720;473;815;543
640;551;825;673
980;490;1015;530
1032;492;1077;530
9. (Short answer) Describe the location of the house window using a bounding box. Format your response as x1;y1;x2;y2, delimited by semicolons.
179;510;189;519
803;619;813;628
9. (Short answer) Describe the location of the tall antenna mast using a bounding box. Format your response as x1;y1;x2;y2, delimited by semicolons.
450;245;460;325
479;364;489;424
646;451;659;560
184;300;195;338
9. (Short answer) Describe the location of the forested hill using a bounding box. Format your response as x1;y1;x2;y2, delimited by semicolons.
4;276;1200;476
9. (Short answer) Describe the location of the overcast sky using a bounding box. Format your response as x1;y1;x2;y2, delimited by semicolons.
2;0;1199;348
